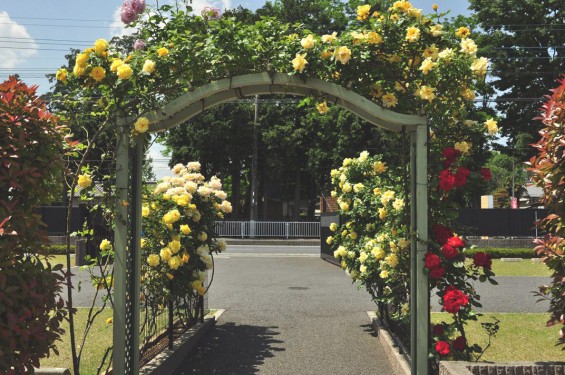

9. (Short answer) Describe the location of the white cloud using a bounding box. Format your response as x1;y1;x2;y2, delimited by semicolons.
0;12;37;69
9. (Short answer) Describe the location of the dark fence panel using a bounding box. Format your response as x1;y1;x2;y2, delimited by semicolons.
456;208;547;237
37;206;87;235
320;213;340;265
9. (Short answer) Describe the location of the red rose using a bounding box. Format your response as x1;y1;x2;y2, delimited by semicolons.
432;324;444;337
452;336;466;351
439;169;455;191
441;147;460;167
433;224;454;245
480;167;492;181
429;266;445;279
435;340;450;356
441;244;459;260
473;252;492;269
424;252;441;270
454;167;470;188
443;286;469;313
447;236;465;248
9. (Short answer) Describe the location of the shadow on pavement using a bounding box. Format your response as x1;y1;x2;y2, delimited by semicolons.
174;323;285;374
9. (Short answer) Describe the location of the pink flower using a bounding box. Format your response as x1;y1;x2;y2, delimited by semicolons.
120;1;137;24
133;39;146;51
130;0;146;14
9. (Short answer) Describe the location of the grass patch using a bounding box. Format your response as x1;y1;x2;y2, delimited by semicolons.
40;254;72;268
490;259;551;277
432;313;564;362
40;308;217;373
40;308;113;374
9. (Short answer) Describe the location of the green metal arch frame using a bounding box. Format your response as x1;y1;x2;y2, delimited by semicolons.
143;72;425;133
114;71;429;375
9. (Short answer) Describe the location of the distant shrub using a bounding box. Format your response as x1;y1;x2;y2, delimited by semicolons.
465;247;535;259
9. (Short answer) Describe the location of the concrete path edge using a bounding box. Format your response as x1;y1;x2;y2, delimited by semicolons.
139;309;225;375
367;311;411;375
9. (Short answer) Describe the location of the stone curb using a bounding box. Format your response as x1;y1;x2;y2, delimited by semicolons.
367;311;411;375
139;309;225;375
34;369;71;375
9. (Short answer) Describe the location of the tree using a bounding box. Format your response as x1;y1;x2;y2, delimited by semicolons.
484;152;528;206
469;0;565;157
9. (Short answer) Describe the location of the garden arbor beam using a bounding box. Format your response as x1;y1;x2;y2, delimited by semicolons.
114;72;428;375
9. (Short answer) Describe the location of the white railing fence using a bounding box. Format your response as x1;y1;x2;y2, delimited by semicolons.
214;221;320;238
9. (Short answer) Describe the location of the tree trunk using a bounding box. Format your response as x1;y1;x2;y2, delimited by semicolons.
230;161;241;220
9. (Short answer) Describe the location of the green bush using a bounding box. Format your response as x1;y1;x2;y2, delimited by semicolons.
465;247;535;259
44;245;76;255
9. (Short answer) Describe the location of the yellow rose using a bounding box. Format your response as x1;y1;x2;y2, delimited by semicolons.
198;232;208;241
292;53;308;72
162;209;181;224
110;59;124;72
385;253;399;267
329;223;338;232
456;26;471;39
90;66;106;82
56;68;68;82
419;58;436;75
392;198;405;211
316;101;329;114
77;174;92;189
382;92;398;108
417;85;436;102
334;46;351;64
180;224;192;235
326;236;333;245
140;238;147;248
73;64;86;77
134;117;150;133
94;39;109;55
168;255;181;270
157;47;169;57
429;24;443;37
300;34;316;49
320;50;333;59
422;44;439;60
142;205;150;217
147;254;160;267
374;161;387;174
484;118;498;135
75;52;89;67
321;32;337;44
117;64;133;80
454;141;471;154
160;247;172;262
380;269;390;279
99;239;112;251
142;59;156;74
339;201;349;211
471;57;488;77
372;247;385;260
169;240;181;254
357;4;371;21
406;26;421;42
460;38;477;55
378;207;387;220
367;32;383;45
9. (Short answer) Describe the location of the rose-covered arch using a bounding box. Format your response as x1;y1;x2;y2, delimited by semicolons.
113;71;429;374
52;1;499;374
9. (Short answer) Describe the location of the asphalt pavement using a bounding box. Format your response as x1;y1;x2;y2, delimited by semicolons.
174;251;395;375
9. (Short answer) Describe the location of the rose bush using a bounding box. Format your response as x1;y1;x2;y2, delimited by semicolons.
141;162;231;314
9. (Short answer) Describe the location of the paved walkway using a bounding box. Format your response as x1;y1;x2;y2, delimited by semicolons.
174;255;395;374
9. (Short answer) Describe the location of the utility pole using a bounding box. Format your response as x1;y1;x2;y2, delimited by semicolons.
250;95;259;236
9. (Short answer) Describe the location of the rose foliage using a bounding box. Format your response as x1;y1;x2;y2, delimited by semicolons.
529;76;565;346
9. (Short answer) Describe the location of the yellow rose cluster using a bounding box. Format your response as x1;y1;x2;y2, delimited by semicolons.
141;161;231;297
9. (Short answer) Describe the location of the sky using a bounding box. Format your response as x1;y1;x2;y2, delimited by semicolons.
0;0;470;179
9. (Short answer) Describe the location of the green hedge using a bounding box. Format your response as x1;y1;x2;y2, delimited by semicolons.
44;245;75;255
465;247;535;259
